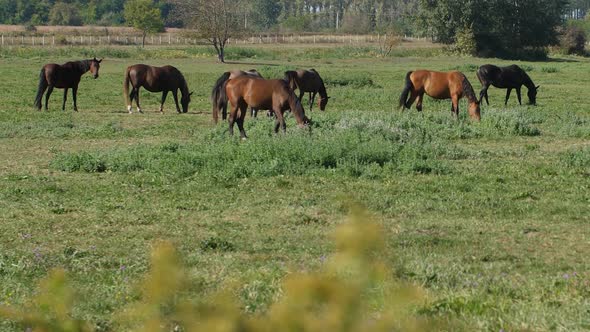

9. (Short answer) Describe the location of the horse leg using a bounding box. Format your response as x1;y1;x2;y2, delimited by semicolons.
72;84;79;112
45;86;54;111
228;102;240;136
505;88;512;106
237;104;248;139
134;88;143;113
172;90;181;113
273;110;285;133
416;93;424;112
451;95;460;119
128;88;136;113
251;108;257;118
479;84;490;105
62;88;68;111
516;87;522;105
160;91;168;113
309;92;314;111
404;91;418;110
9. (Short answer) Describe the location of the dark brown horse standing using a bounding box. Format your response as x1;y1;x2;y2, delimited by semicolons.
476;64;539;106
399;70;481;121
284;69;329;111
124;64;192;114
34;58;102;111
211;69;263;123
224;76;310;138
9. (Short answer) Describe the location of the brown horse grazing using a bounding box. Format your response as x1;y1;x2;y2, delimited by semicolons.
34;57;102;111
284;69;329;111
211;69;263;123
399;70;481;121
124;64;192;114
224;76;311;138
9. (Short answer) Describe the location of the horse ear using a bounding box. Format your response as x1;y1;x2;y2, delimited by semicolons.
190;91;194;96
535;85;540;90
98;58;103;63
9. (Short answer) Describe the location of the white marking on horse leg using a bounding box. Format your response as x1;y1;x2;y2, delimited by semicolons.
127;105;132;114
138;108;143;114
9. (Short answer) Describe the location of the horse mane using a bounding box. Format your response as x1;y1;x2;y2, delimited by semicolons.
461;74;478;104
312;69;328;98
66;59;91;73
521;70;536;91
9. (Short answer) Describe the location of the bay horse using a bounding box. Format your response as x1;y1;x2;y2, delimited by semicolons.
476;64;539;106
284;69;329;111
124;64;192;114
224;76;311;138
211;69;263;123
34;57;102;111
399;70;481;121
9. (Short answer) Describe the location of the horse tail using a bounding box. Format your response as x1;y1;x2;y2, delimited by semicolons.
399;71;413;109
34;67;47;110
211;71;231;124
476;67;485;85
123;66;132;108
284;71;299;91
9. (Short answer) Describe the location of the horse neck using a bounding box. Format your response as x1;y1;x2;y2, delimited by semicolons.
288;92;306;124
77;60;91;74
318;82;328;99
523;74;536;91
178;76;189;96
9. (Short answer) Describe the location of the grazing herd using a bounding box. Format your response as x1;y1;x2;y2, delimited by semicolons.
33;58;539;137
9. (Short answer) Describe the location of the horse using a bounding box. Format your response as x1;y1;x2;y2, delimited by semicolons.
284;69;329;111
211;69;263;123
399;70;481;121
34;57;102;112
124;64;192;114
476;64;539;106
224;76;311;138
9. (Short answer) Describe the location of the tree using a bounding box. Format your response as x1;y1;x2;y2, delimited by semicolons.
124;0;164;47
169;0;245;63
49;2;83;26
418;0;568;59
250;0;280;31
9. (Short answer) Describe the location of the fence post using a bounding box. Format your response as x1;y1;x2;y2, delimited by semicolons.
32;36;35;46
52;35;55;46
1;34;3;46
42;35;45;46
159;35;162;45
168;34;171;44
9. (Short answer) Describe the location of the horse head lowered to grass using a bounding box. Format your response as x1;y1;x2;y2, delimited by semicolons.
224;76;311;138
399;70;481;121
124;64;193;114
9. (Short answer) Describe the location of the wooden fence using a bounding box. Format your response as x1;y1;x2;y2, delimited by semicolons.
0;33;430;47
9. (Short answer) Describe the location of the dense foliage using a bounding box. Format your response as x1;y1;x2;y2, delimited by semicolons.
417;0;569;58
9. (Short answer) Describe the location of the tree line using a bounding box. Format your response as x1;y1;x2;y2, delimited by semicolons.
1;0;589;60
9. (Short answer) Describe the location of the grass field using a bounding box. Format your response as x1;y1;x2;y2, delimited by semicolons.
0;45;589;331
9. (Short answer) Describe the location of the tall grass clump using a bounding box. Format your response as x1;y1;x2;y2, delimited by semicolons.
0;208;445;331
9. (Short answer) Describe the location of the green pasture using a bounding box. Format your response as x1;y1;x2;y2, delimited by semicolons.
0;45;589;331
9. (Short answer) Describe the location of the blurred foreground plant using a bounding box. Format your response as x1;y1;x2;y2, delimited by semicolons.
1;208;440;331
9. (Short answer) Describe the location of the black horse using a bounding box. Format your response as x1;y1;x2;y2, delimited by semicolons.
124;64;193;114
34;58;102;111
476;64;539;106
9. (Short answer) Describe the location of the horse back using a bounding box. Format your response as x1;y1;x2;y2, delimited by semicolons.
227;77;290;110
296;69;323;92
42;63;80;87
